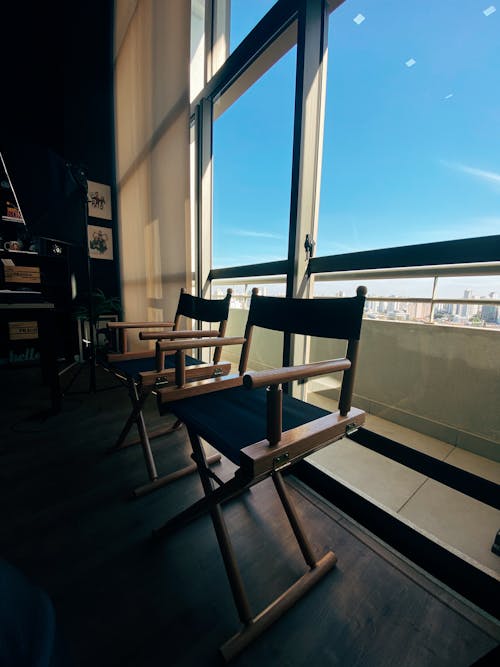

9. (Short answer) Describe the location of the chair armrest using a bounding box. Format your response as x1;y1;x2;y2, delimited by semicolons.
106;321;175;354
107;321;175;330
155;336;245;382
239;407;366;477
242;359;352;447
139;329;220;341
139;360;232;387
156;336;246;353
242;358;351;390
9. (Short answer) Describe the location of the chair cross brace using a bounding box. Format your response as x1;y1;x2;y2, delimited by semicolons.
156;425;338;662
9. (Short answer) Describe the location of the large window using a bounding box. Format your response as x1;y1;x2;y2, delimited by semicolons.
212;47;296;268
317;0;500;255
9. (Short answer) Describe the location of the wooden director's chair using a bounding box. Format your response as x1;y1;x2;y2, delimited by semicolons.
101;288;234;497
153;286;367;661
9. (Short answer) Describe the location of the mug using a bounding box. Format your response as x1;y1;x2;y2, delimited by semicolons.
4;240;23;251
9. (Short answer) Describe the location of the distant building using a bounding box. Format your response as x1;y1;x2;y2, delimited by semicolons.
481;292;499;323
460;289;474;319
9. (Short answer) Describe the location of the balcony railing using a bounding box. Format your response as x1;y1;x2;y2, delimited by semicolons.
213;262;500;329
211;262;500;462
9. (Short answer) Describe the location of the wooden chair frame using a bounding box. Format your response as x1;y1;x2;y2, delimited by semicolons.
153;287;367;660
102;288;234;497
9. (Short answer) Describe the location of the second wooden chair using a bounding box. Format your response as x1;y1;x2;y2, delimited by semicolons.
101;288;237;497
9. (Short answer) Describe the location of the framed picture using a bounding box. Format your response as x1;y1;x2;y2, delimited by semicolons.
87;180;112;220
88;224;113;260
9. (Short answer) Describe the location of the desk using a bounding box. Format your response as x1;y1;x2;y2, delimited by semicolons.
0;302;60;414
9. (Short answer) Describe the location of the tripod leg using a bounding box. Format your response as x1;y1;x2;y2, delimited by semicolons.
61;360;85;394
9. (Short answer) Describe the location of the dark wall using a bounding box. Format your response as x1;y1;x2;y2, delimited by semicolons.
0;0;120;302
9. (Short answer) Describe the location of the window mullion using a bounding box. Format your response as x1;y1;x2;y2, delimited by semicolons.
198;98;213;299
286;0;328;378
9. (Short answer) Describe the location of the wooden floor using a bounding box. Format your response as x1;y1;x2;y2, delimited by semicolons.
1;364;499;667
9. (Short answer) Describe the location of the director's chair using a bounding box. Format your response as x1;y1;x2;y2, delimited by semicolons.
153;286;367;661
101;288;234;497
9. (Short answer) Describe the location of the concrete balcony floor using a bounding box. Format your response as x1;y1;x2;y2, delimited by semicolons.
307;393;500;577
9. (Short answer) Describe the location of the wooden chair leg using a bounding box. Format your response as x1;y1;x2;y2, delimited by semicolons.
132;420;222;499
159;431;337;663
107;379;149;452
135;399;158;482
133;417;184;448
107;378;158;482
113;421;183;451
190;431;253;623
109;388;183;452
220;551;336;662
110;405;140;451
152;440;253;539
131;428;222;498
106;382;220;499
220;473;337;662
272;471;321;569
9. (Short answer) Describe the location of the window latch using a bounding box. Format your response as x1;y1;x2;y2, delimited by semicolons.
304;234;315;260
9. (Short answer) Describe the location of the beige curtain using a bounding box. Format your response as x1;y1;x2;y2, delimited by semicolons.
114;0;191;348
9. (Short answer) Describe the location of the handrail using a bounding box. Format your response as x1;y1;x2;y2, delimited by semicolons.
307;235;500;275
313;261;500;281
212;274;286;287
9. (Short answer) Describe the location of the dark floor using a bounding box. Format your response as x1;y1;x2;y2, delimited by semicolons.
1;363;499;666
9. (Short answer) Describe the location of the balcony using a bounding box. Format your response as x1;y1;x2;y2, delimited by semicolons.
214;276;500;577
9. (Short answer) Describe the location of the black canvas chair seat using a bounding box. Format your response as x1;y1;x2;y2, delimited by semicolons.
165;385;330;465
101;288;233;497
153;287;367;661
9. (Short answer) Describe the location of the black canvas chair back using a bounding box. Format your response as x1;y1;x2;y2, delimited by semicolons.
244;290;365;337
102;288;233;497
176;289;233;326
154;286;367;661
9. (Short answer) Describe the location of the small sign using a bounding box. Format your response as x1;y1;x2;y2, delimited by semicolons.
8;321;39;340
4;265;41;284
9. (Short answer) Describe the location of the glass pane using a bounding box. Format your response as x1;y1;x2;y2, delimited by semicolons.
317;0;500;255
212;281;285;371
212;47;296;268
315;277;434;322
434;275;500;328
230;0;277;53
315;277;434;299
435;275;500;300
212;280;286;309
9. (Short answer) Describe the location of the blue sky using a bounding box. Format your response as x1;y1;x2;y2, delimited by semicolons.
212;0;499;294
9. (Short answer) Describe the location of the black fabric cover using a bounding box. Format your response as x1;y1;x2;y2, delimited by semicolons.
104;353;202;382
247;292;365;340
177;292;231;323
167;385;330;465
